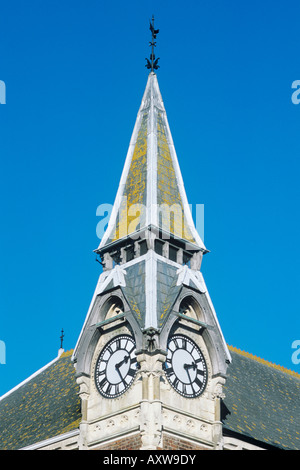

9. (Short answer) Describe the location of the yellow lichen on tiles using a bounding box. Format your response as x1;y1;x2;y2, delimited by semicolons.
111;113;148;242
61;350;73;358
130;300;142;321
228;345;300;379
157;112;195;243
160;303;170;322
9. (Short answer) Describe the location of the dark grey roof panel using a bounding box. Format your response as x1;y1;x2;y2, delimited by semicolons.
0;351;81;450
157;260;181;328
223;349;300;450
122;260;146;327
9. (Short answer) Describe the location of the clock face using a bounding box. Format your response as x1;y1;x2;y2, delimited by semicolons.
94;335;138;398
163;334;208;398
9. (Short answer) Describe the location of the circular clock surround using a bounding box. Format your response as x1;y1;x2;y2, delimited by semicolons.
163;334;208;398
94;335;138;398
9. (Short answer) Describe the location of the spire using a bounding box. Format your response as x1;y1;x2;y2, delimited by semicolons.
96;72;206;253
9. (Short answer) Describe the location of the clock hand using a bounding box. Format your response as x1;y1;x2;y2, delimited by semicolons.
184;362;196;384
184;362;196;370
185;367;192;384
115;354;130;370
115;366;125;383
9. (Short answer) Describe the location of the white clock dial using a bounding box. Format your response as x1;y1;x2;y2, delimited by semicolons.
163;334;208;398
95;335;138;398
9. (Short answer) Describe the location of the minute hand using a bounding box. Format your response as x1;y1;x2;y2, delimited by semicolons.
115;355;129;383
115;366;125;383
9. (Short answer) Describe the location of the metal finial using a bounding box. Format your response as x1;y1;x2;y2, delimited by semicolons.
60;329;64;349
145;16;160;72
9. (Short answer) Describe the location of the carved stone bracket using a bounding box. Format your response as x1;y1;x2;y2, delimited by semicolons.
141;328;160;352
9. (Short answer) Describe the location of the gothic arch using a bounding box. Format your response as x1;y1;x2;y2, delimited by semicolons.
159;289;228;378
74;289;142;378
100;295;124;322
178;294;205;323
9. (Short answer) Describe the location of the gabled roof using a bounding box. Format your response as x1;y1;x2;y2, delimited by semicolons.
0;351;81;450
223;346;300;450
97;72;206;252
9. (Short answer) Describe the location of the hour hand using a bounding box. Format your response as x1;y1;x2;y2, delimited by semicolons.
115;355;129;370
184;362;196;371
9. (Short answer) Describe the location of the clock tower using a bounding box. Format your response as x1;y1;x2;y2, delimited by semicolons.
72;34;231;449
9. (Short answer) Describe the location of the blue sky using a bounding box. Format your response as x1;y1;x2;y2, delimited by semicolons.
0;0;300;395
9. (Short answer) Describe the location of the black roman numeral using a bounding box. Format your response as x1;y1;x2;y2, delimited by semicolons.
195;377;203;389
173;377;179;389
195;357;203;364
128;344;135;355
166;355;172;364
165;366;174;376
99;377;108;389
127;368;136;378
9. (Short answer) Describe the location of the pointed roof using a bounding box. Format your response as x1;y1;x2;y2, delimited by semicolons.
97;72;206;252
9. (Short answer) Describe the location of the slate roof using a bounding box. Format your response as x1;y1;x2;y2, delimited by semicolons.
1;346;299;450
223;347;300;450
121;260;146;327
120;256;181;329
156;259;181;328
0;350;81;450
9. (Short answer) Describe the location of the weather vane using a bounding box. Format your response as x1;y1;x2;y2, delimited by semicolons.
145;16;160;72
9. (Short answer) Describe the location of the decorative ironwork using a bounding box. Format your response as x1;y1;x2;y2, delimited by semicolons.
60;328;64;349
145;16;160;72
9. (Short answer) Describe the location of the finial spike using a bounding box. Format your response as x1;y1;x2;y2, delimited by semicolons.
60;328;64;349
58;328;65;357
